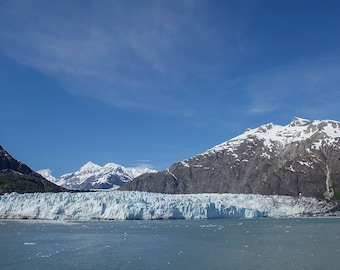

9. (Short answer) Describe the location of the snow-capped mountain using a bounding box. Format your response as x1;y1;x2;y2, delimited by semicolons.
205;117;339;155
1;191;338;220
44;161;156;190
121;117;340;199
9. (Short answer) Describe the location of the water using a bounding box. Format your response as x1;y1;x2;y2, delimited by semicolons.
0;218;339;270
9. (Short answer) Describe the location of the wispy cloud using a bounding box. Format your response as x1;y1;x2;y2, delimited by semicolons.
134;160;155;170
2;0;339;124
243;57;340;119
0;0;239;115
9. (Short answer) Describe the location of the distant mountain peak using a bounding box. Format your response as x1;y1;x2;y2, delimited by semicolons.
48;161;156;190
79;161;101;172
289;117;311;127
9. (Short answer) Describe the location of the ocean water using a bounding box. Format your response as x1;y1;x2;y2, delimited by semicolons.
0;218;339;270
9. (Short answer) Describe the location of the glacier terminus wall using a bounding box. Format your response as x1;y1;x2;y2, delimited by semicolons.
0;191;338;220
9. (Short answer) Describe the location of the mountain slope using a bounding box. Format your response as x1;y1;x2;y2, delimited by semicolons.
45;161;156;190
120;117;340;199
0;145;66;194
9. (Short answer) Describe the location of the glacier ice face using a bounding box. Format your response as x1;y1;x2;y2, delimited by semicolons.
0;191;337;220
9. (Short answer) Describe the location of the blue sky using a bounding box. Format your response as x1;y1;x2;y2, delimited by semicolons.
1;0;340;177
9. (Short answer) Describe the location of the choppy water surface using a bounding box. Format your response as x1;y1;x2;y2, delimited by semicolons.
0;218;339;270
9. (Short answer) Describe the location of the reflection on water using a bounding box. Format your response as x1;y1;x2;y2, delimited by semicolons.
0;218;339;270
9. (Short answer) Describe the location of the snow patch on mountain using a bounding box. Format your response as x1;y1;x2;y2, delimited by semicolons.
0;191;338;220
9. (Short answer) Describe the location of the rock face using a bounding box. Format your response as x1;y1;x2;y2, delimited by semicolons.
121;118;340;199
0;145;66;194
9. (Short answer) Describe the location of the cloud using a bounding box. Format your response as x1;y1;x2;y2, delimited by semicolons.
243;57;340;119
3;0;339;124
0;0;238;115
134;160;155;170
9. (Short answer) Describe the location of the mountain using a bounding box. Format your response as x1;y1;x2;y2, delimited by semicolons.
44;161;156;190
120;117;340;199
0;145;66;194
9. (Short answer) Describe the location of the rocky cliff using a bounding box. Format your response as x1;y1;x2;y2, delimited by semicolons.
0;145;66;194
120;118;340;199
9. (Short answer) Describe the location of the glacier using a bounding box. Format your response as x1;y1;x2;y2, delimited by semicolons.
0;191;338;220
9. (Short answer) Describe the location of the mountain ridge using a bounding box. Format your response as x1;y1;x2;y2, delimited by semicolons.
0;145;66;194
40;161;156;190
120;117;340;199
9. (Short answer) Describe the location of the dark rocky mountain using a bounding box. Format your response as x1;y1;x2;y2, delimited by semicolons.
0;145;66;194
120;118;340;199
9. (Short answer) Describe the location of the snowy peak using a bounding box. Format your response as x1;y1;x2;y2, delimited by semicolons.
79;161;101;173
51;161;156;190
288;117;312;127
207;117;340;154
